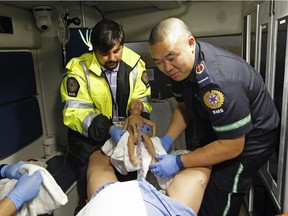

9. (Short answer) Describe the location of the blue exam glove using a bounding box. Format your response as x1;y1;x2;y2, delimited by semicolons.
109;125;125;143
150;154;184;178
7;171;43;210
141;124;151;133
1;161;25;179
160;136;173;152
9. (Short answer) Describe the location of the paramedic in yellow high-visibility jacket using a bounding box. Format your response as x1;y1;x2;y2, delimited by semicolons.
60;19;151;201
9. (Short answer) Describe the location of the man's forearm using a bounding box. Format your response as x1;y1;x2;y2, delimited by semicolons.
0;197;17;216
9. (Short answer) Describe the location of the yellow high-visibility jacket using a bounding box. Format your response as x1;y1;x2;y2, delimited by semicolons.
60;46;151;162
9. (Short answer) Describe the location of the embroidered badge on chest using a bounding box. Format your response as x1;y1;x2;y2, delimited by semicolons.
203;89;225;114
67;77;80;97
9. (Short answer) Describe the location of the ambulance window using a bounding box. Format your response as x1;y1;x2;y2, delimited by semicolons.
243;16;247;60
259;24;268;82
250;10;257;68
270;16;288;181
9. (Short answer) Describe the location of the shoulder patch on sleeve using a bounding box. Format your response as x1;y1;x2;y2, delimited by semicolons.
202;89;227;115
67;77;80;97
141;71;150;88
195;61;214;89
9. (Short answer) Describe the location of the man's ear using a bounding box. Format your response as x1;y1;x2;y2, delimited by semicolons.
188;36;195;46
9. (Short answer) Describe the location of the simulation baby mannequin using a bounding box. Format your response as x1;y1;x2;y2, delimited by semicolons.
123;99;157;164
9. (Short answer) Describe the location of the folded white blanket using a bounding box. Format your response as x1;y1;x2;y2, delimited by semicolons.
102;131;173;189
0;163;68;216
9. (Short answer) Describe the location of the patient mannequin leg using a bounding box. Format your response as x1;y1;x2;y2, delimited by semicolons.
86;150;118;200
141;133;157;163
166;166;211;214
127;131;141;164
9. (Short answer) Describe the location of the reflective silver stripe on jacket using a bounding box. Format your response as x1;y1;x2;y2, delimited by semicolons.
82;113;98;137
63;100;98;138
78;61;98;136
63;100;96;109
80;61;91;94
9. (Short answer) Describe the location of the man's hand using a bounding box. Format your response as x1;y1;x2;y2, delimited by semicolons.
109;125;125;143
1;161;25;179
7;171;43;210
160;136;173;152
150;154;184;178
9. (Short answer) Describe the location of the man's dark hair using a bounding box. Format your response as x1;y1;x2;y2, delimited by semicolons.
91;19;125;53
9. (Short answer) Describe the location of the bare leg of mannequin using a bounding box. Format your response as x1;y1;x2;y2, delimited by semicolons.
127;129;141;164
166;166;211;214
142;133;157;163
86;150;118;200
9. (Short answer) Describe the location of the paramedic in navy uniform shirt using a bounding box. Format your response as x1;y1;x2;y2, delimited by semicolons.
149;17;280;216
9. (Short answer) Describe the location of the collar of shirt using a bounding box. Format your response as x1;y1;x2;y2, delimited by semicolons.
101;63;120;73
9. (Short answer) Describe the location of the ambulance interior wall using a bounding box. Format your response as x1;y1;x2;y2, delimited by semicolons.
0;3;243;215
0;1;243;164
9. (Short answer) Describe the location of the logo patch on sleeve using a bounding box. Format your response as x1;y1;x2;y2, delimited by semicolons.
196;63;205;74
203;89;225;114
67;77;79;97
141;71;150;88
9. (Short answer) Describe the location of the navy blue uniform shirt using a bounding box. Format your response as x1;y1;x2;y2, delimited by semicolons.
172;41;280;193
172;41;280;157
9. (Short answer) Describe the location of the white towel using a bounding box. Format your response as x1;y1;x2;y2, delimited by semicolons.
102;131;173;189
0;163;68;216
